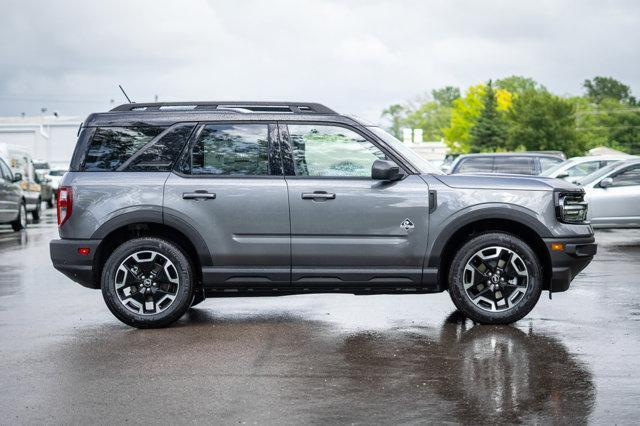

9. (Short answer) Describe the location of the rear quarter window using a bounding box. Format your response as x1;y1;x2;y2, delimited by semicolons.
82;126;165;171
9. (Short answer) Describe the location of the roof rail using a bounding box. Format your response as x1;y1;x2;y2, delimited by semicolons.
110;101;337;114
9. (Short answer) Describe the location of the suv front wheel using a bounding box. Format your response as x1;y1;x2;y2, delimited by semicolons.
101;237;194;328
448;232;543;325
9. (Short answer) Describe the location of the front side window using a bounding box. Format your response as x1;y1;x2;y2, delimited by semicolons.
611;165;640;187
191;124;270;175
83;127;165;171
0;159;12;180
288;124;387;177
566;161;600;177
494;157;535;175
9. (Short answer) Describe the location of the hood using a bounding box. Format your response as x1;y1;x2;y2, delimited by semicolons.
433;173;581;192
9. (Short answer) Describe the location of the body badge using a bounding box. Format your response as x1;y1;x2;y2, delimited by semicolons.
401;218;415;231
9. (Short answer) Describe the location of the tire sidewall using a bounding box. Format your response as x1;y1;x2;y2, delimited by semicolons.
101;237;193;328
448;232;543;324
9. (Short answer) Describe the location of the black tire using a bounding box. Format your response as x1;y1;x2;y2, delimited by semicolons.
31;199;41;222
46;197;54;209
448;232;543;325
101;237;194;328
11;202;27;231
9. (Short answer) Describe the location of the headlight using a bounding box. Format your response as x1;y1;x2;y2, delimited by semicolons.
555;191;588;224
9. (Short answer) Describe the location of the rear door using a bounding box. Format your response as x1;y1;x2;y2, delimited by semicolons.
163;122;290;285
280;122;430;286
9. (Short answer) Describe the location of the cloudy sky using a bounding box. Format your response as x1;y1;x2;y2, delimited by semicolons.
1;0;638;122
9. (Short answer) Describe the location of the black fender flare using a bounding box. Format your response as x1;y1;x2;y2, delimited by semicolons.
90;209;212;266
426;205;553;268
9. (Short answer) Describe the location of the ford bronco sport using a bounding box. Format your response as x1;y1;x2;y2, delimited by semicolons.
50;102;596;328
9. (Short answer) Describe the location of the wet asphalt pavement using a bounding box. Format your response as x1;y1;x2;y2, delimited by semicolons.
1;210;639;424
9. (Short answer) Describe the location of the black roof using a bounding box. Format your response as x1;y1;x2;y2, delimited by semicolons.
110;101;337;114
83;101;354;127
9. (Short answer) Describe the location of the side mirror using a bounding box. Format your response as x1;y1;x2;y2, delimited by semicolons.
12;172;22;183
372;159;401;181
599;177;613;188
556;172;569;179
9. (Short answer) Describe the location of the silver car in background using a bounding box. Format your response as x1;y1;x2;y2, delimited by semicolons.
579;158;640;228
542;155;629;183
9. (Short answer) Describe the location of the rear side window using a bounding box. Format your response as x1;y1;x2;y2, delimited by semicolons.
82;127;165;171
125;124;195;171
191;124;270;175
457;157;493;173
494;157;535;174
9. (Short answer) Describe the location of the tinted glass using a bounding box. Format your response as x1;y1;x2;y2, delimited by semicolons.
83;127;165;171
457;157;493;173
289;124;387;177
48;170;66;176
539;156;563;172
566;161;600;177
126;124;195;171
0;159;12;180
494;157;535;174
191;124;269;175
612;165;640;187
33;162;50;170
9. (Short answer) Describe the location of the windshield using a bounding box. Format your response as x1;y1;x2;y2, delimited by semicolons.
576;162;619;186
48;169;67;176
368;127;443;175
540;160;571;177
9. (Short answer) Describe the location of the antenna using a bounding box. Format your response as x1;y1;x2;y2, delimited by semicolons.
118;84;133;103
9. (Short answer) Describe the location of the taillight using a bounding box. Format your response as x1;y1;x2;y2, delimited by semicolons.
57;186;72;226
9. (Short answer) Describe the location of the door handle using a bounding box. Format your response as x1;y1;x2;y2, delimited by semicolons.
301;191;336;200
182;191;216;200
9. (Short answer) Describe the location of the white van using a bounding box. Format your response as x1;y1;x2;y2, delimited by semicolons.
0;144;42;221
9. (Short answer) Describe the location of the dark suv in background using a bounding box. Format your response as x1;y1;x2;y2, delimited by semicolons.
450;153;564;175
50;102;596;328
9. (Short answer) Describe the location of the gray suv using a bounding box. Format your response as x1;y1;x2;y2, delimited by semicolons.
50;102;596;328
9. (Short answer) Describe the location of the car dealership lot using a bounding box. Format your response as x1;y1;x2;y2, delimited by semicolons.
0;212;639;424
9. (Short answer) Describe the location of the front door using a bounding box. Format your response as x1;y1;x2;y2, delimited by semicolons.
589;164;640;227
280;123;430;286
164;122;290;285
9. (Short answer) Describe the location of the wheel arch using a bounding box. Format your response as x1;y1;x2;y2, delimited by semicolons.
91;213;212;290
429;209;552;292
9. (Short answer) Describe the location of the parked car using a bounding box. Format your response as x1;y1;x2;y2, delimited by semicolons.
0;156;27;230
450;153;564;175
50;101;595;328
0;144;42;221
47;168;67;198
577;158;640;228
541;155;629;182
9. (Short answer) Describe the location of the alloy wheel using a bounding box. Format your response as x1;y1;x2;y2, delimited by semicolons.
462;246;529;312
114;250;180;315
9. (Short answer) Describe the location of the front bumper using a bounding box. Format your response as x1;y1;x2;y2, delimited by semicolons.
50;239;101;289
543;236;597;293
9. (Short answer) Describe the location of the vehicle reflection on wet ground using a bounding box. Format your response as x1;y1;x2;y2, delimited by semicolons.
0;212;638;424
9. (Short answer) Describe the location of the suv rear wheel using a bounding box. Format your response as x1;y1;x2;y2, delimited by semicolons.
101;237;194;328
448;232;543;325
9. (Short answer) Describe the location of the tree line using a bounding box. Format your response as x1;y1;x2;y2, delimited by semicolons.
382;76;640;156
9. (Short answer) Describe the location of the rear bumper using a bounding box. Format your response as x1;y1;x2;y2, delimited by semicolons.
543;236;597;293
50;239;101;289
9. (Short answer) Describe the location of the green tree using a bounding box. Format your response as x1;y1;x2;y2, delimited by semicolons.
583;76;636;105
495;76;545;95
469;81;508;152
443;84;512;153
381;104;406;139
575;97;640;154
506;90;584;156
431;86;461;107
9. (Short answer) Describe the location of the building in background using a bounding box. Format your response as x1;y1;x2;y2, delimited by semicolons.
0;115;82;168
